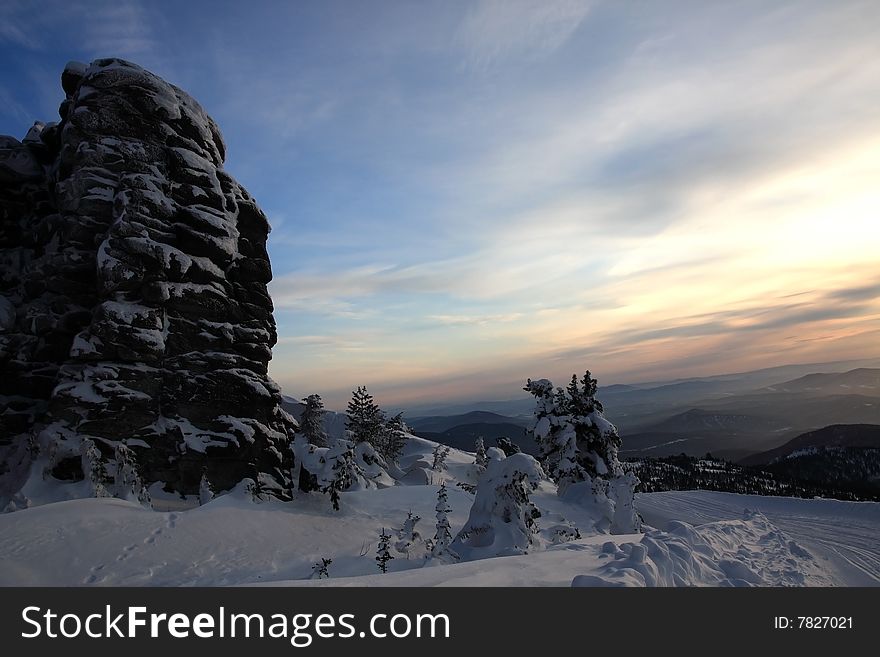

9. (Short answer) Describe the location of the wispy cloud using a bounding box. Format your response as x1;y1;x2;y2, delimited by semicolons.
0;1;44;50
80;0;157;57
455;0;592;69
427;313;524;327
4;0;879;408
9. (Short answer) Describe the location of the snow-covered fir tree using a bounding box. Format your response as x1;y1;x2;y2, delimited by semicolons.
325;440;360;511
310;557;332;579
451;450;544;559
242;476;265;503
474;437;488;469
291;434;384;508
524;372;640;533
299;394;329;447
346;386;384;445
431;444;450;471
198;469;214;506
430;482;459;563
80;438;109;498
394;511;423;558
112;442;150;507
458;437;487;494
376;528;394;573
379;412;409;463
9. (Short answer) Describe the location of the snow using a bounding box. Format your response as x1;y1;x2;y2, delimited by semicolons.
573;510;826;587
22;121;45;143
636;490;880;586
169;417;239;453
1;434;877;587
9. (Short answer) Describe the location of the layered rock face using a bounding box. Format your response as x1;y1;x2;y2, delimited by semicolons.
0;59;295;503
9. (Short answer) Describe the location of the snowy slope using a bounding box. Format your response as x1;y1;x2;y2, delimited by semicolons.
636;490;880;586
1;438;877;587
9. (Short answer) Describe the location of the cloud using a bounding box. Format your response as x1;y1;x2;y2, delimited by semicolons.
426;313;524;327
455;0;592;69
826;282;880;304
0;84;32;123
78;0;157;57
0;1;44;49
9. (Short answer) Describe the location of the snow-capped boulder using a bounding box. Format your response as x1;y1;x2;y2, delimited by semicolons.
0;59;295;506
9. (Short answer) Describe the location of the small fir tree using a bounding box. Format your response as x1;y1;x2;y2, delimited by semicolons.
431;444;450;471
346;386;384;445
80;438;109;498
376;528;394;573
113;442;149;504
324;440;359;511
380;412;409;462
474;437;488;469
430;482;459;562
299;394;329;447
310;557;332;579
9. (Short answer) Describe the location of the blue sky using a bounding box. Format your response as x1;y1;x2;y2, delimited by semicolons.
2;0;879;410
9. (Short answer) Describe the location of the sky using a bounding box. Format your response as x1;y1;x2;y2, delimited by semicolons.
2;0;879;411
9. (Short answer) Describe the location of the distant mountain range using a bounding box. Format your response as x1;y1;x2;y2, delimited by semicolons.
608;368;880;460
399;357;880;421
742;424;880;465
290;359;880;463
757;368;880;395
402;365;880;462
628;423;880;500
407;411;529;434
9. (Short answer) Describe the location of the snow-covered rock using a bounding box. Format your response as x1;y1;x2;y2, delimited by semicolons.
0;59;295;508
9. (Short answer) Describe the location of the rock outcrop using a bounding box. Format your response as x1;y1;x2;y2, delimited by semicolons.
0;59;296;506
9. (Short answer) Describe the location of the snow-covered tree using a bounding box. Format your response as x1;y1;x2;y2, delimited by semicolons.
243;478;258;502
112;442;150;507
525;372;617;485
379;412;409;463
299;394;328;447
80;438;109;498
291;434;388;509
199;469;214;505
431;444;450;471
474;437;488;469
524;372;640;533
346;386;384;445
376;528;394;573
327;442;354;511
451;451;544;560
394;511;423;558
353;441;395;488
430;482;459;563
310;557;332;579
